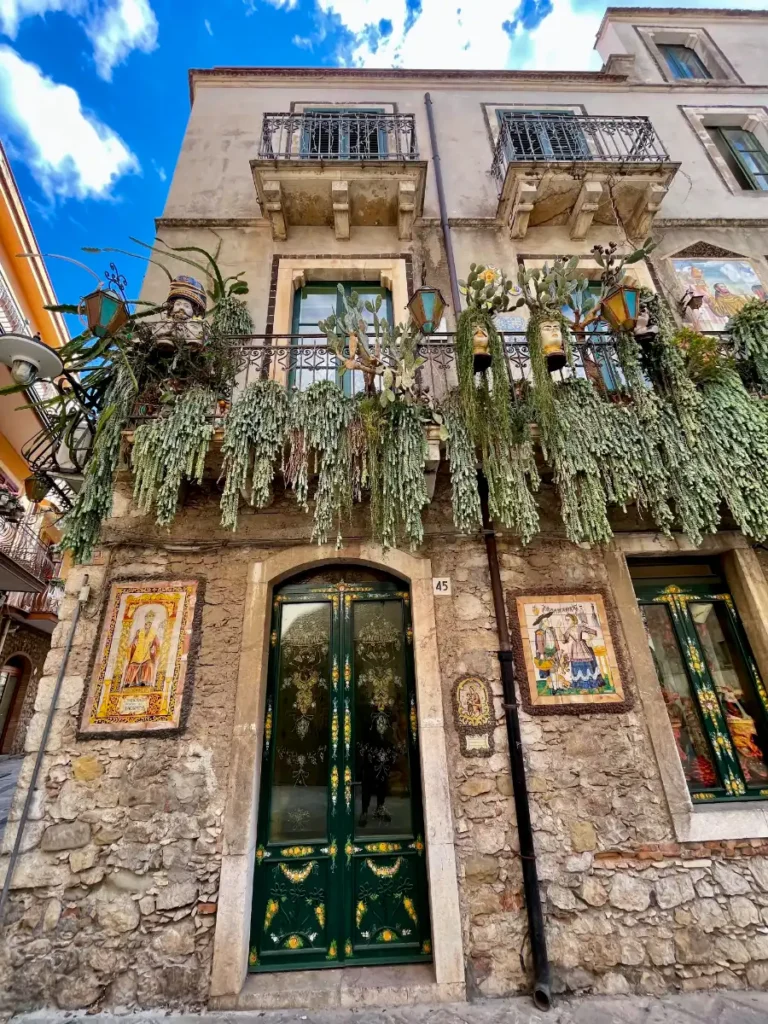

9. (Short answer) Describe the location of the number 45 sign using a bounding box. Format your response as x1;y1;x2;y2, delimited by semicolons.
432;577;452;596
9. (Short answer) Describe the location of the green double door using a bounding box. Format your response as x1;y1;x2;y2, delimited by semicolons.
249;576;432;971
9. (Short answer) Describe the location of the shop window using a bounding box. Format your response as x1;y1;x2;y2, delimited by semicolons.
291;282;393;393
658;44;712;80
632;561;768;801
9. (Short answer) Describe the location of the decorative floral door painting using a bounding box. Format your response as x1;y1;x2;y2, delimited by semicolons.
249;575;431;970
636;581;768;801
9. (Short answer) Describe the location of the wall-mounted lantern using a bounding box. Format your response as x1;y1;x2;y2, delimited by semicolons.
407;286;447;335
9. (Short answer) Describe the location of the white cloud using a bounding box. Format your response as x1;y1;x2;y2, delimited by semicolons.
204;16;212;34
318;0;518;68
0;45;139;199
515;0;601;71
292;33;313;47
0;0;84;37
152;159;166;181
244;0;298;11
85;0;158;80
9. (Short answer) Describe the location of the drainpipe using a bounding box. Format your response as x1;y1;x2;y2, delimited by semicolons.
0;576;90;924
424;93;462;314
479;479;552;1012
425;89;551;1010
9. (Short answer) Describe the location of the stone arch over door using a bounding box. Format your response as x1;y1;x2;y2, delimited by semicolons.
209;543;464;1005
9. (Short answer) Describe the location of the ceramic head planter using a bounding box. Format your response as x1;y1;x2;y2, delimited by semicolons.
154;276;209;352
472;324;492;372
538;318;567;372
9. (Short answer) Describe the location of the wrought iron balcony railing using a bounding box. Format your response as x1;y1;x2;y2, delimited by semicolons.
258;112;419;162
0;518;57;584
491;114;671;190
122;332;664;428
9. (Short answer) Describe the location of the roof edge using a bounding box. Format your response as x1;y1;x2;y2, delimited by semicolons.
596;6;768;44
187;65;627;105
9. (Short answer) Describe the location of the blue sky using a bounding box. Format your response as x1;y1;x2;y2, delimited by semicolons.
0;0;765;323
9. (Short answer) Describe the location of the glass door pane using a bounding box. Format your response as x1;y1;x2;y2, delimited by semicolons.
268;602;332;843
352;600;413;837
640;603;720;792
689;601;768;787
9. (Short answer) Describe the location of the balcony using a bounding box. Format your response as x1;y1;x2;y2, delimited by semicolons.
251;112;427;241
4;581;63;633
0;518;56;593
490;114;679;240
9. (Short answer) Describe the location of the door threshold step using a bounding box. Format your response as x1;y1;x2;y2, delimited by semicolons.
210;964;465;1011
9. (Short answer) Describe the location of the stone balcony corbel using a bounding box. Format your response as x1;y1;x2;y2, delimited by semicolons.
332;180;350;240
508;177;540;239
398;181;417;241
626;181;669;240
568;179;604;240
262;180;287;242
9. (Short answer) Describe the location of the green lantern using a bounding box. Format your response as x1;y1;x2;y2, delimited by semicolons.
600;285;640;332
407;286;447;335
81;288;129;339
24;473;51;503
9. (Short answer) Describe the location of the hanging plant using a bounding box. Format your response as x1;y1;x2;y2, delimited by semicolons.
285;381;360;546
442;393;481;535
377;400;429;550
61;368;136;563
132;387;216;527
211;295;254;338
727;298;768;384
699;370;768;541
636;289;700;441
220;379;289;530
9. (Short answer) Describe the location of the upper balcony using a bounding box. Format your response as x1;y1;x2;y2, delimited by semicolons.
491;113;680;241
251;111;427;241
0;518;56;594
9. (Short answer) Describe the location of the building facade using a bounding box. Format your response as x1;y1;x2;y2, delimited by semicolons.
0;144;67;759
7;5;768;1012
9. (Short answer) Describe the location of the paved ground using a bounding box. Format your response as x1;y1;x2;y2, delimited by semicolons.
10;992;768;1024
0;754;22;842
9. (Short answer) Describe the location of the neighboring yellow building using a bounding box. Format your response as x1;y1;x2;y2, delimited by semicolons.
0;142;69;756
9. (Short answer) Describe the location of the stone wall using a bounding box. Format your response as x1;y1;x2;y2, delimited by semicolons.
3;470;768;1010
1;621;51;755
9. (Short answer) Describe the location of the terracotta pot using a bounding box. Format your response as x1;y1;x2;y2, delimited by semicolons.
472;326;492;372
539;319;567;372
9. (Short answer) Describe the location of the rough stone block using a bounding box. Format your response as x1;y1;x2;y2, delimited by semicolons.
570;821;597;853
655;873;695;909
151;919;196;955
156;881;199;911
41;821;90;851
97;894;140;934
609;874;651;911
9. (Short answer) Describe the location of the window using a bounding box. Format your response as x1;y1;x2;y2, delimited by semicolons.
291;282;393;393
498;110;589;162
658;43;712;80
300;108;387;160
633;564;768;801
708;128;768;192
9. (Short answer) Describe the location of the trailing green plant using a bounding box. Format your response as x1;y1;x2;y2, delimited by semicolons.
285;381;360;546
61;368;136;563
698;370;768;541
727;298;768;383
132;387;216;527
377;400;429;550
220;380;289;530
636;289;701;440
441;393;482;534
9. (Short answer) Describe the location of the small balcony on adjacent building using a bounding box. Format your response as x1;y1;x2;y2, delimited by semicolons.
0;517;56;594
490;113;680;240
251;111;427;241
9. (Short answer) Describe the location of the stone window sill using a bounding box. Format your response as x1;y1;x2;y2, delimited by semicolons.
674;804;768;843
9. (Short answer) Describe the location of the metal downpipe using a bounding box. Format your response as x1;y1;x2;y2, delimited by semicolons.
0;577;90;923
424;92;462;313
479;477;552;1011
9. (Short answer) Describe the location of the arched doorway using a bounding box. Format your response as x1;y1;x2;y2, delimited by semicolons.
0;654;32;753
248;566;432;970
